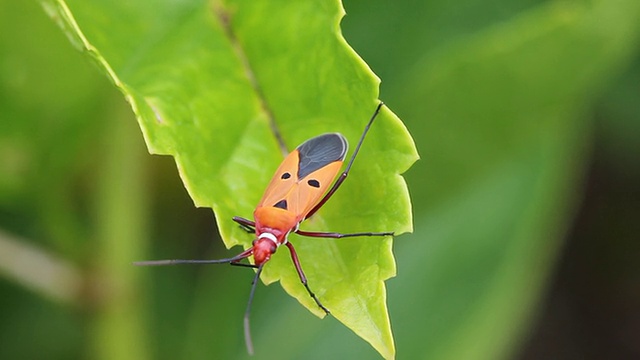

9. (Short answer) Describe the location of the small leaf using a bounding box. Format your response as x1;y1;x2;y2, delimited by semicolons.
42;0;418;358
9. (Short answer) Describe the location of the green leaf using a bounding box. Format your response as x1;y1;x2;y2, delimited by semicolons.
42;0;417;358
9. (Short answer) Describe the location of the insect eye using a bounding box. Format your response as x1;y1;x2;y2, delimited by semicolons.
307;179;320;188
281;172;291;179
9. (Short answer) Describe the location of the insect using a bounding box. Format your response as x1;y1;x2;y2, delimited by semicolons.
136;102;393;354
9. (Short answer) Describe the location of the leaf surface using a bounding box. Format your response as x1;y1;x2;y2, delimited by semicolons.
42;0;418;358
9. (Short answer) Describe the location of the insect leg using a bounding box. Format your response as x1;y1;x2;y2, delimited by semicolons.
238;224;255;234
305;102;384;219
230;262;259;269
295;229;394;238
233;216;255;227
243;263;265;355
284;242;330;314
233;216;256;234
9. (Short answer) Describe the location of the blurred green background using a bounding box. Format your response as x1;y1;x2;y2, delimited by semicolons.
1;0;638;359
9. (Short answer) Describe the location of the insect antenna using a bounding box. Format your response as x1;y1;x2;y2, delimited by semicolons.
133;247;253;266
305;102;384;219
244;263;265;355
135;246;265;354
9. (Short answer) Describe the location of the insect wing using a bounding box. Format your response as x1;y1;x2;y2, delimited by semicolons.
294;160;343;217
296;133;347;179
257;150;299;210
257;133;348;219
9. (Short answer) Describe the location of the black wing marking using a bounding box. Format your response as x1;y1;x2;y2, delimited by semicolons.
273;199;288;210
296;133;348;180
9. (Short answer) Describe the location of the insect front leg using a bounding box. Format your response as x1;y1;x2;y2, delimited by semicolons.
284;242;330;314
230;262;259;269
230;217;258;267
233;216;256;234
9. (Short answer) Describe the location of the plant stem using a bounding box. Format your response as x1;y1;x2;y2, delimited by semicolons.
92;99;150;360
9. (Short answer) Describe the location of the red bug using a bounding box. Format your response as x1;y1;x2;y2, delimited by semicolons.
136;102;392;354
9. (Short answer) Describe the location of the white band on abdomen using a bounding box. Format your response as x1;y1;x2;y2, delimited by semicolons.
258;232;279;247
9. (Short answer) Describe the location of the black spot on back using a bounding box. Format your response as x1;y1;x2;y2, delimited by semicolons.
273;199;288;210
307;179;320;188
281;172;291;179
